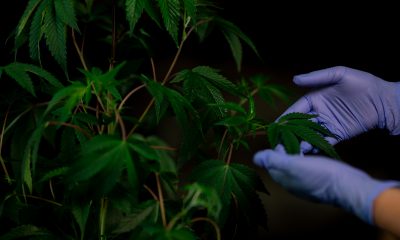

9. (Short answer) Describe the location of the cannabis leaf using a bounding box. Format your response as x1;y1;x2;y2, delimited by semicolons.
268;112;340;159
214;18;260;72
1;62;63;97
191;160;268;225
171;66;240;119
157;0;180;44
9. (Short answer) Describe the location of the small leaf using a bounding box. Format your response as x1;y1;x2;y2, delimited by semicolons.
222;30;242;72
280;127;299;154
71;202;92;240
267;123;280;148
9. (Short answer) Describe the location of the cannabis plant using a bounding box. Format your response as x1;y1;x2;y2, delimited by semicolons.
0;0;337;239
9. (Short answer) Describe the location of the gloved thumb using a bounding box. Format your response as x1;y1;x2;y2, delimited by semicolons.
293;66;346;88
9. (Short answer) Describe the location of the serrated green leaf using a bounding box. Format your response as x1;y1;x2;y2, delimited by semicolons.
179;69;225;118
215;116;247;127
112;200;158;234
29;0;46;61
141;75;166;123
37;167;69;182
287;119;335;138
54;0;79;30
128;134;159;161
286;124;340;159
22;125;44;193
222;30;242;72
146;136;177;174
183;0;197;19
183;182;221;220
143;0;161;27
215;17;259;60
67;135;139;197
157;0;180;44
16;0;43;37
192;66;239;95
191;160;266;224
126;0;145;31
71;202;91;240
279;112;317;122
4;64;35;96
267;122;280;148
43;4;67;70
20;63;63;88
0;224;51;240
208;102;246;115
45;81;88;122
280;127;299;154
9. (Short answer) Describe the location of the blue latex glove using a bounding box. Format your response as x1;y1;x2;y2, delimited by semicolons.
282;66;400;151
253;146;400;224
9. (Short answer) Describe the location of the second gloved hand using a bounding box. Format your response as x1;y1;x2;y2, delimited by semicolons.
253;146;399;224
282;66;400;147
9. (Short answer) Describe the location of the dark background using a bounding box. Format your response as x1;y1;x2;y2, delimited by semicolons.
2;1;400;239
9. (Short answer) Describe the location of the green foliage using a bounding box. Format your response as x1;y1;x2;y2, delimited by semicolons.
0;1;337;239
268;112;340;158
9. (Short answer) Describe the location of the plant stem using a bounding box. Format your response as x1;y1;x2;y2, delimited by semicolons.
115;111;126;140
118;84;146;111
225;143;234;165
156;173;167;227
72;29;88;71
0;110;11;184
46;121;92;139
99;197;108;240
109;0;116;70
143;184;158;201
22;194;63;207
191;217;221;240
127;19;211;136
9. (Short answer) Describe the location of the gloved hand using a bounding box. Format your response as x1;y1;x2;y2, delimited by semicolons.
281;66;400;149
253;146;400;224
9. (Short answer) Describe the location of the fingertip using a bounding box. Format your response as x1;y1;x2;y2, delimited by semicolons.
253;149;270;164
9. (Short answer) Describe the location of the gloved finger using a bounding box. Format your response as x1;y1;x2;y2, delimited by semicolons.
279;96;312;118
274;144;286;153
293;66;346;87
253;149;292;170
300;141;313;153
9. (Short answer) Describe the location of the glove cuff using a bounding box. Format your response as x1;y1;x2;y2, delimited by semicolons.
362;180;400;225
385;82;400;135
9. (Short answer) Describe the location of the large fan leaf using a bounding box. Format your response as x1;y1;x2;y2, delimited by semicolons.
15;0;43;36
67;135;139;197
191;160;267;224
43;3;67;70
125;0;145;31
54;0;79;30
157;0;180;44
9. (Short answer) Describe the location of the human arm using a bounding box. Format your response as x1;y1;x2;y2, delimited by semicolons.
374;188;400;236
282;66;400;150
253;147;400;234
